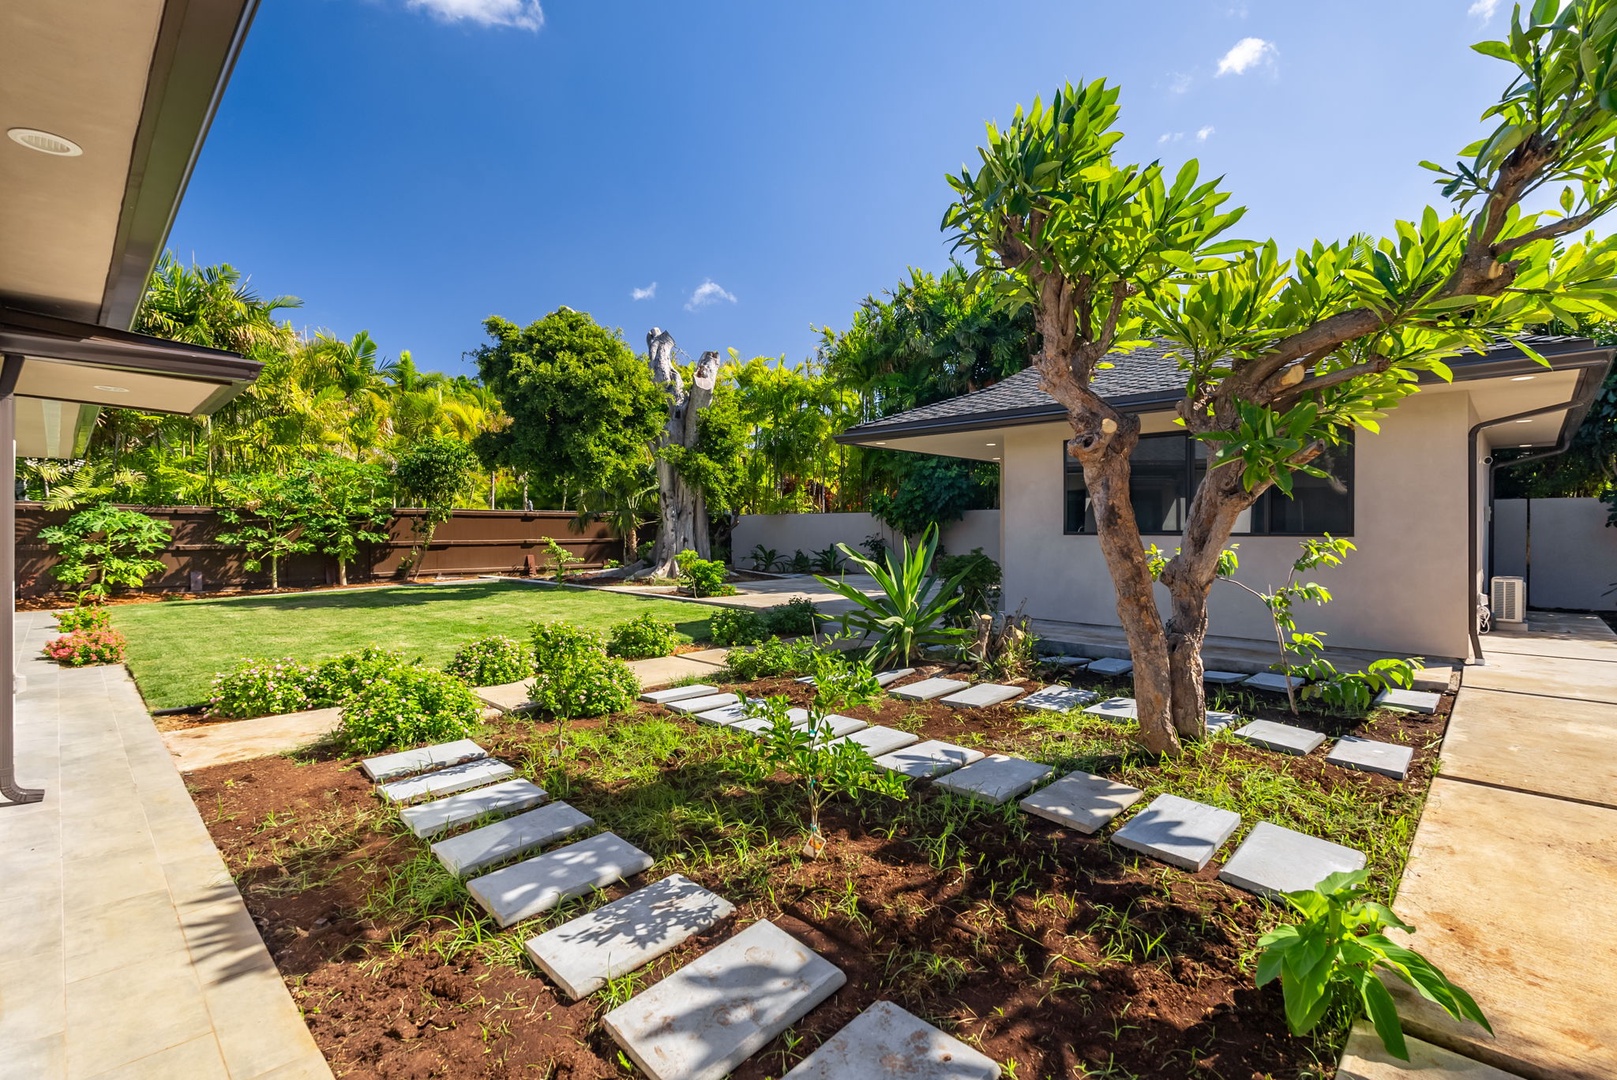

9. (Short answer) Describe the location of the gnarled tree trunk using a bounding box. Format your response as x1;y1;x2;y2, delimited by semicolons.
645;328;718;578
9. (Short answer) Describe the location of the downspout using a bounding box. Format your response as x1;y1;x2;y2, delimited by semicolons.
0;354;43;804
1467;365;1605;663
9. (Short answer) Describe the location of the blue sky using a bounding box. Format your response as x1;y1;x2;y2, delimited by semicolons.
170;0;1521;377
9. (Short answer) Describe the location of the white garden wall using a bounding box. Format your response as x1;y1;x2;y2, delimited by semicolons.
732;510;1001;568
1493;498;1617;611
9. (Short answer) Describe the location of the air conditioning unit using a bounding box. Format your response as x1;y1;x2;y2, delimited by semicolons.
1490;576;1526;623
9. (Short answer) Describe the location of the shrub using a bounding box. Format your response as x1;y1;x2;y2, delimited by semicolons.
709;607;767;646
445;635;531;686
530;621;640;719
209;657;316;718
310;647;408;705
934;547;1002;622
607;613;678;659
44;628;126;667
787;549;812;573
55;604;111;633
541;536;582;582
38;503;171;599
339;667;483;754
764;597;819;637
533;621;606;670
723;635;819;680
747;544;784;572
675;549;736;597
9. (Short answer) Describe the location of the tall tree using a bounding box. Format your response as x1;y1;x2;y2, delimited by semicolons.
945;4;1617;755
394;437;479;581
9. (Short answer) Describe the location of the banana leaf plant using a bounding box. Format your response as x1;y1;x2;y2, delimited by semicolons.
816;523;971;667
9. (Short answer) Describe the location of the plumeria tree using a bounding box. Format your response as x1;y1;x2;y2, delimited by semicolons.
945;3;1617;754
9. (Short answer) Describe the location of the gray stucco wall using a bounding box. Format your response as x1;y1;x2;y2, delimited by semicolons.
1493;498;1617;611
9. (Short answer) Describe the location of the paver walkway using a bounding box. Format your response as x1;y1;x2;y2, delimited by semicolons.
1369;612;1617;1080
1;611;331;1080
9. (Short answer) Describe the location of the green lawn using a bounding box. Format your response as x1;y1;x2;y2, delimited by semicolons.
112;581;714;710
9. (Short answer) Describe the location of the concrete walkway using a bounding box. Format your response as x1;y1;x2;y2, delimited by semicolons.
1358;612;1617;1080
1;611;331;1080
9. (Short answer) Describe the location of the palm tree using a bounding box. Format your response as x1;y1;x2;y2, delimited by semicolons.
135;253;299;355
574;467;658;563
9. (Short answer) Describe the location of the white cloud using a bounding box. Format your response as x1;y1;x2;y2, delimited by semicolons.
1468;0;1502;19
1196;125;1216;142
1158;132;1184;144
1167;72;1193;96
631;282;657;301
405;0;544;30
685;279;737;312
1216;36;1276;76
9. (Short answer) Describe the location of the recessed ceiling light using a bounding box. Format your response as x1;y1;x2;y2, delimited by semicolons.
1519;443;1533;447
874;441;886;446
1515;418;1532;423
985;442;996;446
7;128;82;157
992;456;1001;460
1510;375;1535;382
92;384;129;393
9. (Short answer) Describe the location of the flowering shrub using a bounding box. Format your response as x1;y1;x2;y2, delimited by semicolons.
445;635;531;686
310;647;408;705
44;628;126;667
209;657;316;718
55;604;112;633
533;622;608;671
607;614;678;659
708;607;767;646
529;621;640;719
339;668;482;754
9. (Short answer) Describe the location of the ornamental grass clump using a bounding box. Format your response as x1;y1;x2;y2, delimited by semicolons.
445;635;531;687
606;613;679;659
339;667;482;754
310;647;409;705
529;622;640;722
209;657;317;718
44;628;127;667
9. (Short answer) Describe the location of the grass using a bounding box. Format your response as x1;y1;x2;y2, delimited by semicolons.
112;580;715;709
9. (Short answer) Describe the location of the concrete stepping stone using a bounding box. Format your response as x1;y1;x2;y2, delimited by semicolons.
1243;671;1302;694
400;778;549;839
1234;719;1327;756
1206;709;1240;733
890;677;970;701
1111;794;1240;871
1203;670;1248;685
525;873;736;1000
875;667;916;687
602;919;846;1080
1021;685;1099;712
641;684;720;705
873;740;985;780
1086;657;1134;677
1326;735;1415;780
361;739;487;782
431;802;594;878
1411;666;1457;694
802;714;868;739
1218;821;1366;897
1041;655;1090;671
830;725;918;758
477;681;537;713
940;683;1026;709
782;1000;1001;1080
934;754;1052;805
729;707;809;735
378;758;516;804
695;703;751;726
1084;696;1138;721
1019;770;1143;835
1375;687;1442;714
466;832;655;928
667;692;741;715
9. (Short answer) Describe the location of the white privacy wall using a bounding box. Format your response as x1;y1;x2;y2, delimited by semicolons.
1493;498;1617;611
732;510;1001;566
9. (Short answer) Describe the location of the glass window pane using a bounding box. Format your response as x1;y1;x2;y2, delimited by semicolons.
1130;436;1187;533
1063;445;1094;533
1257;442;1353;535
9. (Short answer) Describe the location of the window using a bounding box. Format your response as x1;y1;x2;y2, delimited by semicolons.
1062;433;1353;536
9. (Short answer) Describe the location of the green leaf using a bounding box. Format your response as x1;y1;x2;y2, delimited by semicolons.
1362;975;1410;1060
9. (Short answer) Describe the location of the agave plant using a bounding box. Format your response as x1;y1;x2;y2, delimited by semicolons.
816;523;970;667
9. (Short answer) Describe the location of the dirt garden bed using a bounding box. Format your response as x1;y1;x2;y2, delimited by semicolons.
184;663;1450;1079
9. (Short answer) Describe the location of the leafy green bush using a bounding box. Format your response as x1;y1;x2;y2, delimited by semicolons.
339;668;483;754
44;628;126;666
708;607;768;646
808;546;843;574
38;504;171;599
607;613;678;659
764;597;819;637
934;547;1002;621
445;635;531;686
209;657;317;718
310;647;408;705
1258;870;1489;1061
787;549;812;573
675;550;735;597
816;523;969;667
723;635;819;680
529;622;640;719
747;544;784;572
1300;656;1421;715
55;604;111;633
532;621;605;670
542;536;583;581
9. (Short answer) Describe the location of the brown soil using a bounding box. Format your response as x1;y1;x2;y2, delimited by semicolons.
187;665;1451;1080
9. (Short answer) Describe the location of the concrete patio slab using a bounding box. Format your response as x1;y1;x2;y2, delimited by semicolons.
162;707;343;772
873;740;984;779
1461;652;1617;705
1327;736;1415;781
830;725;918;758
1084;697;1138;722
524;873;735;999
1439;687;1617;807
377;758;515;804
679;648;731;665
1218;821;1366;897
1086;657;1134;677
1234;720;1327;756
602;919;845;1080
466;832;655;928
361;739;486;782
934;754;1051;805
640;683;720;704
476;681;536;713
1020;770;1143;834
666;692;740;715
1111;794;1240;871
1376;688;1443;714
399;778;548;839
940;683;1025;709
1338;1022;1525;1079
430;801;594;878
890;677;970;701
629;656;727;690
781;1000;1001;1080
1021;685;1099;712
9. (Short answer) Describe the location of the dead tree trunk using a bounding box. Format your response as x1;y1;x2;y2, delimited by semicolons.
645;328;718;578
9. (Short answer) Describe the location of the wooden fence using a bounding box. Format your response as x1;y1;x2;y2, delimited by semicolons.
15;504;625;596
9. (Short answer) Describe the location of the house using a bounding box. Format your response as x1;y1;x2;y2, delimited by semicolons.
835;338;1613;663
